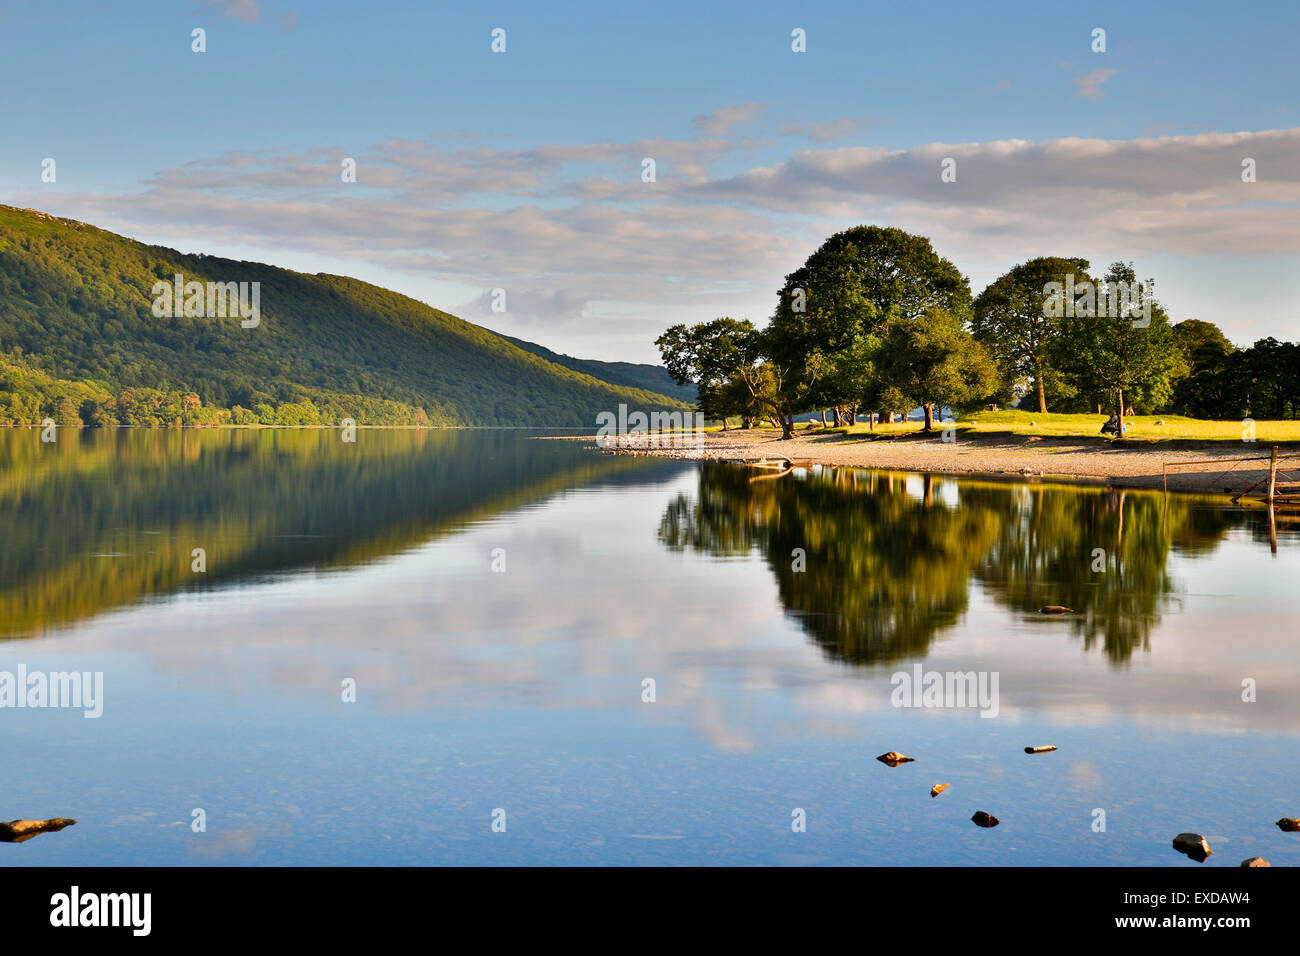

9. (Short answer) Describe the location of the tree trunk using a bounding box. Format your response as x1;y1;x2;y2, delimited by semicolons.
780;414;794;440
720;416;729;431
1035;358;1047;413
1115;388;1125;441
820;409;828;427
923;402;935;431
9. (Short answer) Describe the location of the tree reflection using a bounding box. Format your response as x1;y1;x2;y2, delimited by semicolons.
660;463;1239;665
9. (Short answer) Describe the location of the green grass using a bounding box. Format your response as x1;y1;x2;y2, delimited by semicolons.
812;409;1300;443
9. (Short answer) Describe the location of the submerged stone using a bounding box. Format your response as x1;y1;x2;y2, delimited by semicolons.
0;818;76;843
1171;833;1212;861
876;751;915;767
971;811;1000;828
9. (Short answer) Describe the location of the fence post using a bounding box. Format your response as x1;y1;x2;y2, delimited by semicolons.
1268;445;1278;501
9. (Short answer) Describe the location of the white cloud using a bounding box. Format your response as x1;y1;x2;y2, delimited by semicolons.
690;102;765;137
193;0;262;22
778;115;885;143
1074;68;1119;100
17;124;1300;358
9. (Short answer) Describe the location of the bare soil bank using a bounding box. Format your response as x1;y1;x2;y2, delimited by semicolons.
583;428;1297;496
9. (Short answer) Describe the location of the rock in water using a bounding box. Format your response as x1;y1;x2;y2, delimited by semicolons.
971;811;1000;828
930;783;949;798
1024;745;1058;754
1038;606;1073;615
1171;833;1212;861
0;818;77;843
876;751;915;767
1240;857;1270;867
1276;818;1300;832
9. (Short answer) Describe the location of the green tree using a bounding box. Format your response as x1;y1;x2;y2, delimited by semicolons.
972;256;1091;413
1170;320;1236;417
878;309;998;430
1055;263;1183;433
655;318;758;427
768;225;972;423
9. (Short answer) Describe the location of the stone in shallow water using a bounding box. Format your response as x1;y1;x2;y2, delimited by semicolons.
876;751;914;767
1024;745;1058;754
1038;605;1073;614
0;818;76;843
930;783;949;798
1240;857;1270;867
1276;818;1300;832
971;811;1000;828
1171;833;1212;861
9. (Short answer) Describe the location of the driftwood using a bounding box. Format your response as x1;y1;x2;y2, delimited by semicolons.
0;818;76;843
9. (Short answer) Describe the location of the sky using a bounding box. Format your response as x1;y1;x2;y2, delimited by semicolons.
2;0;1298;363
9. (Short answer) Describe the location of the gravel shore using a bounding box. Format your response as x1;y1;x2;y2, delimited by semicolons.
585;428;1292;496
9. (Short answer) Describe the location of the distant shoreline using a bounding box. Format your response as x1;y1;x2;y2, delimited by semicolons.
585;427;1293;497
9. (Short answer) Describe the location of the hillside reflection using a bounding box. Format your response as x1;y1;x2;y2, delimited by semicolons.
0;428;676;639
659;464;1244;665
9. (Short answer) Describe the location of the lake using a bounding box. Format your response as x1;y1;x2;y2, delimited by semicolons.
1;428;1297;865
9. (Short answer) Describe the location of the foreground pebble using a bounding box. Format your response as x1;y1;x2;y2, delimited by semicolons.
971;811;1000;828
1240;857;1271;867
930;783;949;798
1171;833;1212;862
0;818;76;843
1024;745;1058;754
877;751;915;766
1276;818;1300;832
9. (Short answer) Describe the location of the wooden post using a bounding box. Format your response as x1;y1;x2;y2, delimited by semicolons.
1269;445;1278;501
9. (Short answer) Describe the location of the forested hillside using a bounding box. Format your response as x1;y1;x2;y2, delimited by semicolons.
502;334;697;403
0;205;687;426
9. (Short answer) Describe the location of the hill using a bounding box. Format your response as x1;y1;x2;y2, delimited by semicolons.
0;205;688;426
501;334;697;403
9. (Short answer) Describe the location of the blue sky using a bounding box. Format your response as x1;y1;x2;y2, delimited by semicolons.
3;0;1299;361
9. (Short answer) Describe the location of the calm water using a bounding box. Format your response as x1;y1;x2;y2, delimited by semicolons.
1;428;1297;866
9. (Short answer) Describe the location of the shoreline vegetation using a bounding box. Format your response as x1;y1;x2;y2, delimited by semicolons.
653;227;1300;457
586;412;1300;496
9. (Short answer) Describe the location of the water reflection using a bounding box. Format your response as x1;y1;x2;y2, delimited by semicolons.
0;428;676;640
660;463;1248;665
